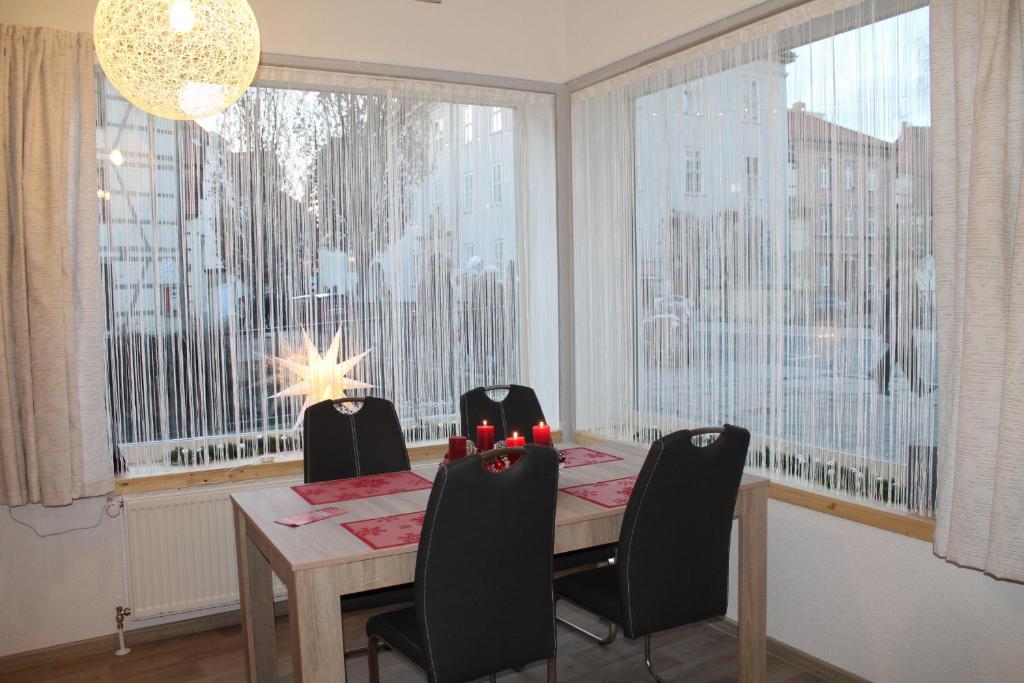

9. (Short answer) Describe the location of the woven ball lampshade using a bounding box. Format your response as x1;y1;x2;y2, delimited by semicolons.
94;0;261;121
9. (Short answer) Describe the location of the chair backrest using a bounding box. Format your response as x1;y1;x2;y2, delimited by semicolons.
302;397;410;483
459;384;546;442
414;445;559;683
616;425;750;638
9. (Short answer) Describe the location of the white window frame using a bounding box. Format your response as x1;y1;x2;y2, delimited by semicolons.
490;106;504;134
820;161;830;189
844;164;855;190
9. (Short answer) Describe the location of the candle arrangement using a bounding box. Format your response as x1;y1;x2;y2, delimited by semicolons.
441;421;565;472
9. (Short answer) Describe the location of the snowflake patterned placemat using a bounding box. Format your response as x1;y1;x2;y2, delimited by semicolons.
560;476;637;508
342;511;426;550
559;448;623;468
292;471;432;505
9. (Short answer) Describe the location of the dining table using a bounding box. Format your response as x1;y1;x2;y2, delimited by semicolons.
231;437;768;683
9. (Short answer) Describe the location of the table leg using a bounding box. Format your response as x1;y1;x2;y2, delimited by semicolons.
290;567;346;682
737;484;768;683
234;508;278;682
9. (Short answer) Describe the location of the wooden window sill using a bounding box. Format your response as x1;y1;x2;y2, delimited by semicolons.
114;431;564;495
574;430;936;543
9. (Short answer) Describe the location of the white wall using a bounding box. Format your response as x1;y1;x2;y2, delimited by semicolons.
726;503;1024;683
0;498;126;657
0;0;569;83
563;0;765;80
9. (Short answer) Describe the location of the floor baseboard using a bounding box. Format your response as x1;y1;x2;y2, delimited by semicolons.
0;601;289;675
710;619;872;683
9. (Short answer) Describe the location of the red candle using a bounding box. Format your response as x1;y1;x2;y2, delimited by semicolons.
506;431;526;447
448;435;468;460
532;421;552;446
476;421;495;452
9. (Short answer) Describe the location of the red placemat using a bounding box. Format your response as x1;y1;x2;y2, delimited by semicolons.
342;511;425;550
292;471;432;505
560;476;637;508
560;447;623;468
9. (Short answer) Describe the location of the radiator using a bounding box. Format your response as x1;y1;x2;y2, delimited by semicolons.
123;478;293;619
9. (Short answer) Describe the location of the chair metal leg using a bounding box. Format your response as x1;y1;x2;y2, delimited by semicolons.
554;597;618;645
547;655;557;683
642;634;668;683
367;635;381;683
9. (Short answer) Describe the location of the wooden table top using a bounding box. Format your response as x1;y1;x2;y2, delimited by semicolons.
231;440;767;572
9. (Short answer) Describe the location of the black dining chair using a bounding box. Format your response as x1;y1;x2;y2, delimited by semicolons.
459;384;546;443
553;425;751;682
460;385;617;578
366;445;560;683
303;396;411;483
302;396;414;654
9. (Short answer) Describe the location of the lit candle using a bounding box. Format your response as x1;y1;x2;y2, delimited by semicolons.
506;431;526;447
532;421;552;446
476;420;495;452
448;435;468;460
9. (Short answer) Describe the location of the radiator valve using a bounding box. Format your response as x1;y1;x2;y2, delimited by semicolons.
115;606;131;656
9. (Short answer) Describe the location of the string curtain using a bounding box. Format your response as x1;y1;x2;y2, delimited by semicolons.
572;0;936;512
96;66;558;474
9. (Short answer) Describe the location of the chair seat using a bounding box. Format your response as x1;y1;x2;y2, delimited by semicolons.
553;565;623;625
365;606;427;670
553;544;616;573
342;584;414;613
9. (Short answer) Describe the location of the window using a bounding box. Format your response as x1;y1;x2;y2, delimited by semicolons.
490;106;504;134
745;155;760;197
463;105;474;144
95;69;559;473
433;119;444;155
681;85;700;115
462;172;473;212
741;78;760;123
684;147;702;194
867;204;877;235
493;238;505;264
581;2;935;513
491;162;503;205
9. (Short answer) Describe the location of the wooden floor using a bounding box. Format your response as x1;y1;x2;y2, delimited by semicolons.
3;606;828;683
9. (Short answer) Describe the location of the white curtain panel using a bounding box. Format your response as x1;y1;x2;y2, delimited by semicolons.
0;25;113;506
572;0;937;512
931;0;1024;581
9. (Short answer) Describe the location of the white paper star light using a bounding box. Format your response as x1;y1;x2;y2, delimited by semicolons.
270;328;373;427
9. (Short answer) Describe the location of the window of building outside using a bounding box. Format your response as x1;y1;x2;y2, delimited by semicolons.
685;147;703;194
491;162;503;205
463;105;474;144
463;172;473;212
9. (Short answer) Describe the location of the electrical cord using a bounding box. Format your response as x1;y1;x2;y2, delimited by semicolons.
7;498;118;538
